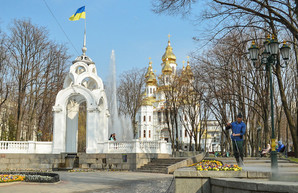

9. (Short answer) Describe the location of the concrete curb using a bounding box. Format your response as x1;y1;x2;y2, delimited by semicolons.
166;152;205;174
174;168;271;178
211;178;298;193
174;167;298;193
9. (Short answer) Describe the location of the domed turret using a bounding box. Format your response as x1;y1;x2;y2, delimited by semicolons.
161;35;177;75
185;59;193;78
147;69;157;86
181;60;188;83
145;59;153;79
162;35;177;62
72;46;95;65
162;58;173;75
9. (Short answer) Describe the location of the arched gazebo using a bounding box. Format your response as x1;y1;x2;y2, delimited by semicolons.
52;49;109;154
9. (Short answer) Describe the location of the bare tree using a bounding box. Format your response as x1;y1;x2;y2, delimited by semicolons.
179;64;204;151
153;0;298;157
117;68;146;138
190;31;280;157
6;19;50;140
0;19;69;141
35;43;69;141
0;33;9;109
0;32;11;140
158;71;183;151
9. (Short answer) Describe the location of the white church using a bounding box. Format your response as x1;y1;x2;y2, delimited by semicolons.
136;37;222;152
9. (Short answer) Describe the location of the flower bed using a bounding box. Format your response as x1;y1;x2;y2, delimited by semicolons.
0;174;25;183
68;169;94;172
190;159;242;171
0;172;59;183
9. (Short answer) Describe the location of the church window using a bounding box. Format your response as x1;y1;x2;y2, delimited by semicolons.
149;116;151;122
139;116;141;123
166;77;169;83
180;130;182;138
172;66;174;72
185;129;188;137
149;130;151;138
185;115;187;121
143;116;146;122
163;112;167;122
150;88;152;94
143;130;146;138
158;112;161;123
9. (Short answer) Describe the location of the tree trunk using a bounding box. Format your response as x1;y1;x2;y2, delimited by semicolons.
275;64;298;157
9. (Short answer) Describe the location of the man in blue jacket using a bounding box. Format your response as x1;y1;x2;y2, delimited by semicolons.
226;113;246;167
277;141;285;152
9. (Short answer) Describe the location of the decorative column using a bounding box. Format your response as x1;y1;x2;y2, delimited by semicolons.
65;100;80;153
52;105;66;153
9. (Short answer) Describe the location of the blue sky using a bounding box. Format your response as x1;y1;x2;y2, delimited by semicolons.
1;0;203;81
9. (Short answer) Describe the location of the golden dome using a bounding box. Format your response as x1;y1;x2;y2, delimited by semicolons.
162;58;173;74
146;69;157;85
142;98;151;106
181;61;186;74
185;60;193;77
162;40;177;62
145;59;153;78
181;68;187;83
142;96;156;106
142;91;147;97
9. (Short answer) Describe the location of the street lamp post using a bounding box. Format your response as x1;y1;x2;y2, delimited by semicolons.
248;35;290;171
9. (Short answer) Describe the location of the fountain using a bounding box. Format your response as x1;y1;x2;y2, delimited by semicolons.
106;50;133;141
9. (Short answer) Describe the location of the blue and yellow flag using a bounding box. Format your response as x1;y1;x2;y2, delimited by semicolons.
69;6;86;21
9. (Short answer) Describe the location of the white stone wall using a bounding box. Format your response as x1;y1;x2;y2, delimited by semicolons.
137;105;154;141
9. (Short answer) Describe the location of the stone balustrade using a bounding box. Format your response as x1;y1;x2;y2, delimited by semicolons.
0;140;172;154
0;141;29;153
0;141;52;154
107;140;172;154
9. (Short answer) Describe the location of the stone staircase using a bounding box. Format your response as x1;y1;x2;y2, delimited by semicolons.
137;157;186;174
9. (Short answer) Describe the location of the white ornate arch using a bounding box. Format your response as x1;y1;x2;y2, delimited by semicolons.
77;73;104;90
52;56;109;154
54;85;98;110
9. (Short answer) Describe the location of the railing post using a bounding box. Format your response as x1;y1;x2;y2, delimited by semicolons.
28;141;36;153
135;139;141;153
160;140;166;153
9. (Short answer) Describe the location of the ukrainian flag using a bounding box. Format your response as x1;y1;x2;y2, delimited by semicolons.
69;6;86;21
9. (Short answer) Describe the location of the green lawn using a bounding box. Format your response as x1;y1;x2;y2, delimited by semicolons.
288;157;298;163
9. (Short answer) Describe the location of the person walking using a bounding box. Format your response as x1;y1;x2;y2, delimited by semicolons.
109;133;115;141
226;113;246;167
112;133;116;141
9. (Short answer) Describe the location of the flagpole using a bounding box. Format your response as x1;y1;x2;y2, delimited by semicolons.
83;6;87;55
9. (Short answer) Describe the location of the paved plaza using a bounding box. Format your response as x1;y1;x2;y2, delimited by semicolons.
0;171;174;193
1;157;298;193
214;157;298;173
